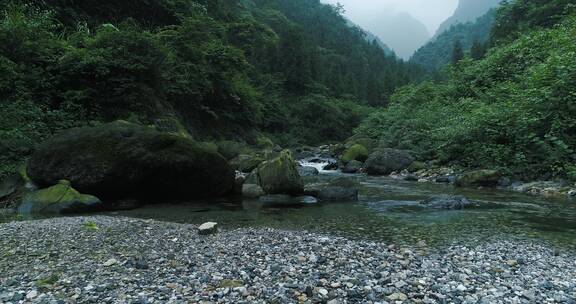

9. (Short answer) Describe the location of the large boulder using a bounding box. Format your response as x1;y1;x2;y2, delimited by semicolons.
298;166;319;177
27;122;235;201
364;149;414;175
342;160;363;174
253;150;304;195
455;170;501;188
340;144;368;164
18;180;102;214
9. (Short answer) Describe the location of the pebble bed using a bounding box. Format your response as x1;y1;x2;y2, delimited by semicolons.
1;216;575;304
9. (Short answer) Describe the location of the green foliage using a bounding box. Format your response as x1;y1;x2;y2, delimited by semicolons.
341;144;369;164
357;13;576;180
0;0;424;172
282;94;372;145
490;0;576;45
82;220;100;231
451;39;464;65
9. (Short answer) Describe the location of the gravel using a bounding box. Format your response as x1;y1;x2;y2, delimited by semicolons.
1;216;575;304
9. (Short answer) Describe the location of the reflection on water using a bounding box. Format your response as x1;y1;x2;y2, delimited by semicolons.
109;173;576;248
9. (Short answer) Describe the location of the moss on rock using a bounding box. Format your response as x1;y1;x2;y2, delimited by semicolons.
341;144;369;164
255;150;303;195
27;122;235;202
455;170;501;188
18;180;102;214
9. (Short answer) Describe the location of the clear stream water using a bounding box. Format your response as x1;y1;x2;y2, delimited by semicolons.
104;171;576;248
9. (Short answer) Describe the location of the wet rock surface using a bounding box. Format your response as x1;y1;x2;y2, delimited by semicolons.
1;216;575;304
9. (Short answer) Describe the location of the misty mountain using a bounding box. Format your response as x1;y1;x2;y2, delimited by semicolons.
434;0;501;37
411;9;496;70
369;12;430;60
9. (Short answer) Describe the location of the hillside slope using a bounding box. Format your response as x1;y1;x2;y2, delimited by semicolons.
358;0;576;180
411;10;495;70
0;0;425;177
435;0;501;37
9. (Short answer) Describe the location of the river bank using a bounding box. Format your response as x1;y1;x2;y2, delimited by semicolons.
1;216;575;303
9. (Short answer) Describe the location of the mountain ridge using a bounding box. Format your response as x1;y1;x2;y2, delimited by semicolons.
434;0;501;37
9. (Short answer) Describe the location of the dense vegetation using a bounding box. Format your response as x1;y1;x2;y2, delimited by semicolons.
358;0;576;180
411;10;495;70
0;0;423;177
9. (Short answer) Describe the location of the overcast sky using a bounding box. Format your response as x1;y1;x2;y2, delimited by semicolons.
321;0;459;34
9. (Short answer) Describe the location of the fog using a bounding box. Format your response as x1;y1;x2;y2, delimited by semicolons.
321;0;460;59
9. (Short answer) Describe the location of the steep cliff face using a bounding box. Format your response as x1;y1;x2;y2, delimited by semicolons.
435;0;501;37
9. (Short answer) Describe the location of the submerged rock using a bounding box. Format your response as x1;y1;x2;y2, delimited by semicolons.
455;170;501;188
254;150;304;195
18;180;102;214
306;177;359;202
317;186;358;201
259;195;317;207
27;122;235;201
364;149;413;176
419;195;474;210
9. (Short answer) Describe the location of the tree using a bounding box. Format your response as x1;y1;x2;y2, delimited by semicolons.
451;39;464;65
470;39;486;60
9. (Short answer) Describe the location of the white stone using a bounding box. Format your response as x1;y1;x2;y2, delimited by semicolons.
198;222;218;235
388;292;407;301
103;258;118;267
26;290;38;299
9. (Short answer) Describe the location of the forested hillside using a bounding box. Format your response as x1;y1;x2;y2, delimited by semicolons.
357;0;576;180
411;9;495;70
0;0;424;176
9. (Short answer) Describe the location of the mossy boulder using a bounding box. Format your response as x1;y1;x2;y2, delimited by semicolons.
256;134;275;149
253;150;303;195
340;144;369;164
364;149;414;175
18;180;102;214
346;137;378;153
27;122;235;201
455;170;501;188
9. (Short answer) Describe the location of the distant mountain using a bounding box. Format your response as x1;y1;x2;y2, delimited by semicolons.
435;0;501;37
369;12;430;60
346;19;394;55
411;9;496;70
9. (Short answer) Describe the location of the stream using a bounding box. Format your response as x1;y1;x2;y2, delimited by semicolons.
108;168;576;248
